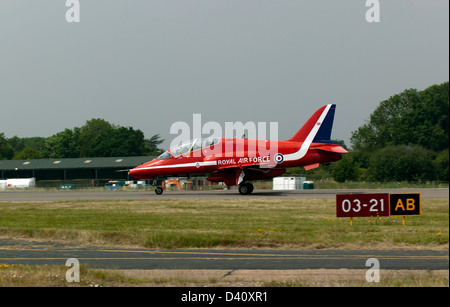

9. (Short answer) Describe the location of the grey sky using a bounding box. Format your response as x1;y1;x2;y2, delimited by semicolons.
0;0;448;149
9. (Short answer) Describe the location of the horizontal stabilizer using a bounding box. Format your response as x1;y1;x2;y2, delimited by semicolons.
304;163;320;171
313;145;348;154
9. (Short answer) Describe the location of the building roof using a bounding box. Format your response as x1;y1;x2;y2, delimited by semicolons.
0;156;155;171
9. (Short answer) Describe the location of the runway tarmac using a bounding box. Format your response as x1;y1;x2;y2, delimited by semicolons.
0;239;448;270
0;187;448;202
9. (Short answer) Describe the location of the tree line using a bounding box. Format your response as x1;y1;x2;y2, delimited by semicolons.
330;81;449;183
0;119;164;160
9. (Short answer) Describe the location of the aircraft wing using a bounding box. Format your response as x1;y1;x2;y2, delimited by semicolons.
207;164;285;186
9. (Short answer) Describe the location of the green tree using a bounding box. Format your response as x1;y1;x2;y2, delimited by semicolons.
415;83;449;151
108;126;147;157
77;119;158;157
368;145;436;182
433;150;449;182
7;136;25;153
351;82;449;152
0;133;14;160
13;147;44;160
77;119;114;157
43;128;80;158
8;136;46;153
144;134;164;155
9;136;47;159
42;119;163;158
330;154;359;183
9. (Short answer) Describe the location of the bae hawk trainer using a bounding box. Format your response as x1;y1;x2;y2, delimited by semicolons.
129;104;348;195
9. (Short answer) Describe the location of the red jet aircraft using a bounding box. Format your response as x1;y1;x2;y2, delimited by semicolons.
129;104;348;195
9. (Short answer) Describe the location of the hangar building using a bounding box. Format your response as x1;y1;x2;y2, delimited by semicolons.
0;156;155;187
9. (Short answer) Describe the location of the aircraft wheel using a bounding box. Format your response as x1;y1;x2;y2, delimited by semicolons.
238;182;253;195
155;186;164;195
247;182;254;194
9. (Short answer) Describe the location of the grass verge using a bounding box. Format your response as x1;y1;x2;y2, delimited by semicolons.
0;265;447;287
0;198;448;250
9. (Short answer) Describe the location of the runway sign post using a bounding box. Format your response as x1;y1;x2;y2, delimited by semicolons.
389;193;421;226
336;193;421;226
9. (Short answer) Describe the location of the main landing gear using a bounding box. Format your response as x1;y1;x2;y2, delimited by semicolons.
153;181;254;195
238;182;254;195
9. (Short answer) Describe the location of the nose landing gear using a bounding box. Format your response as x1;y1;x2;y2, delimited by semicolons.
154;186;164;195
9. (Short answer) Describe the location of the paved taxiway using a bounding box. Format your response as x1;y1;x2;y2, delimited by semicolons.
0;188;448;202
0;239;448;270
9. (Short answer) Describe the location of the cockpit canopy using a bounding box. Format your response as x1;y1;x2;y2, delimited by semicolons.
157;138;220;159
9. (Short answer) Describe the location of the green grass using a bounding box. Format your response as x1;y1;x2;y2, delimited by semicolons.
0;199;448;249
1;264;448;287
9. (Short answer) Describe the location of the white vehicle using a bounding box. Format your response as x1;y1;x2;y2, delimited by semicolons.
0;178;36;189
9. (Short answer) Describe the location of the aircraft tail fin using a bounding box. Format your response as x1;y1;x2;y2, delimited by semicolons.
286;104;336;143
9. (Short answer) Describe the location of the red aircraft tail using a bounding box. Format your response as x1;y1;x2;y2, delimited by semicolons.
285;104;336;143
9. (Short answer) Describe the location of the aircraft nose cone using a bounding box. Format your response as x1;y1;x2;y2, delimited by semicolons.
128;166;145;178
129;160;159;179
128;168;136;176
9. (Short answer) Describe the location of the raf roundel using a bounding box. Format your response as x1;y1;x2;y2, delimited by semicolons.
274;153;284;164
